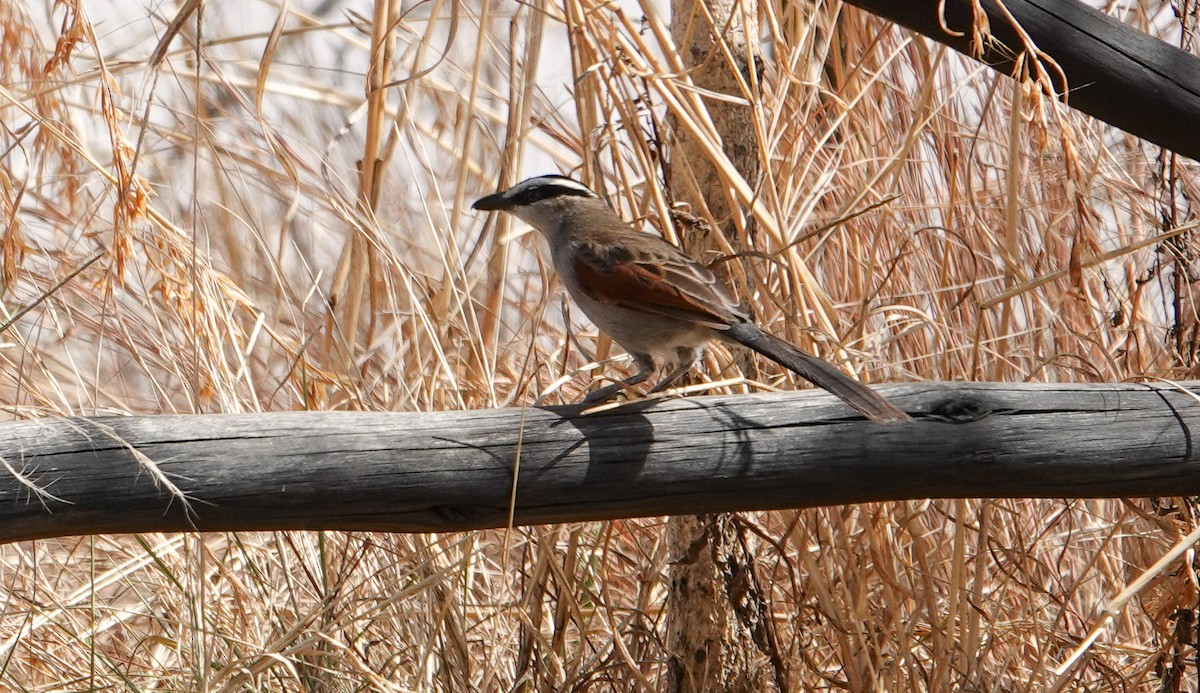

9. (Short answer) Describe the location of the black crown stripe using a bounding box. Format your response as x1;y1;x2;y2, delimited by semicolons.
508;179;597;206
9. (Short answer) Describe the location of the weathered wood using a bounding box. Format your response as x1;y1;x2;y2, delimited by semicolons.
845;0;1200;160
0;382;1198;544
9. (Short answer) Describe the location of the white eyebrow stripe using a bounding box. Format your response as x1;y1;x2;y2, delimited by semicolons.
512;176;597;197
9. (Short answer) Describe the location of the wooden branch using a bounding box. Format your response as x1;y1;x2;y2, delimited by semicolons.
844;0;1200;160
2;382;1199;544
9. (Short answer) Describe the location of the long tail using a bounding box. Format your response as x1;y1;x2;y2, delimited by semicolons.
725;322;909;423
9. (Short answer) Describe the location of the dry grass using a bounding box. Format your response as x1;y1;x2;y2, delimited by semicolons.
1;0;1198;689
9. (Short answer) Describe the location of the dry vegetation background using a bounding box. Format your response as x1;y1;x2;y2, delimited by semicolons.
2;0;1199;689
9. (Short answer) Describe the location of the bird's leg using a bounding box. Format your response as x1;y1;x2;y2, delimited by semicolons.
583;353;656;403
646;347;700;394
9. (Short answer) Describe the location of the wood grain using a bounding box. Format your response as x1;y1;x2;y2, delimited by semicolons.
0;382;1197;543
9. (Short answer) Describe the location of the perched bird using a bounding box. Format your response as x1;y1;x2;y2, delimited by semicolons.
473;174;909;422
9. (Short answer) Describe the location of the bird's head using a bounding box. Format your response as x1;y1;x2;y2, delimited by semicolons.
473;174;609;239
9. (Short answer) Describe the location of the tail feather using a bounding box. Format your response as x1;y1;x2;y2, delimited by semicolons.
725;322;909;423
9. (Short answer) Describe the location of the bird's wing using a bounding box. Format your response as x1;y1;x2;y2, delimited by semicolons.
570;238;744;329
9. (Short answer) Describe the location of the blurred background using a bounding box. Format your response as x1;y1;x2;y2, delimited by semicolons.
2;0;1198;689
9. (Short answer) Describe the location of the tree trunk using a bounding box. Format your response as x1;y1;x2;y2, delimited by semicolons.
667;0;774;689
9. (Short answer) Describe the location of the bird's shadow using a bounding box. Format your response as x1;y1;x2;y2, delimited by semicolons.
551;396;759;487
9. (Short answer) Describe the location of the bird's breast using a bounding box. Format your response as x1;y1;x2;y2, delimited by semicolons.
554;258;712;361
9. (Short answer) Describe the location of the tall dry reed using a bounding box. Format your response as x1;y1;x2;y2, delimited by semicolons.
0;0;1196;688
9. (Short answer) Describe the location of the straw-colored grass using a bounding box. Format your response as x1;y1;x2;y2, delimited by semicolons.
1;0;1197;689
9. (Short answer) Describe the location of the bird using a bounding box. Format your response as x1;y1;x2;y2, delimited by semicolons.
472;174;909;423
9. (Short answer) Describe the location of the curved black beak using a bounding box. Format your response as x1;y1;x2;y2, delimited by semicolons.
472;192;511;211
